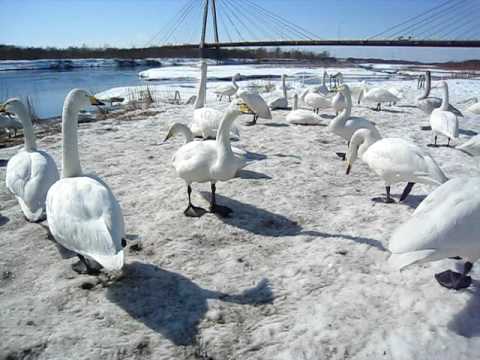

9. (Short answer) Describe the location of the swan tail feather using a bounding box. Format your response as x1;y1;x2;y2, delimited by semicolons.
389;249;437;270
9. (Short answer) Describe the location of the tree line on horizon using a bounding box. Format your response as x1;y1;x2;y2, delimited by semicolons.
0;44;334;62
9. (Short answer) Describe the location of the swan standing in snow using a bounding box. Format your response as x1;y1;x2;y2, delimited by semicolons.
456;134;480;157
286;93;324;125
307;70;329;95
236;89;271;126
0;113;23;137
416;71;463;117
164;122;250;168
302;89;331;114
214;73;240;102
191;61;240;140
172;98;248;218
429;81;458;147
2;99;59;221
46;89;125;274
268;74;289;110
359;87;399;111
389;177;480;290
346;128;448;203
327;84;379;160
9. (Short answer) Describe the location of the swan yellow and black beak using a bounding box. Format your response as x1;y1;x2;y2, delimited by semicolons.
89;96;105;106
0;104;5;113
164;129;173;142
239;102;253;114
346;162;352;175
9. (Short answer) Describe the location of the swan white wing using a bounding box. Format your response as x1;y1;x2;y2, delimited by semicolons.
430;109;459;139
467;102;480;115
46;176;124;270
237;90;272;119
6;150;59;221
268;96;288;109
363;88;399;103
192;108;239;139
214;84;237;96
456;134;480;157
286;109;323;125
418;97;463;117
173;141;217;183
305;93;330;109
341;117;378;141
389;177;480;268
363;139;447;185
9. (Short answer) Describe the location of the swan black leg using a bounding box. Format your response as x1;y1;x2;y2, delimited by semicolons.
184;185;206;217
435;261;473;290
72;254;102;275
245;114;257;126
209;183;233;217
385;186;395;203
400;182;415;201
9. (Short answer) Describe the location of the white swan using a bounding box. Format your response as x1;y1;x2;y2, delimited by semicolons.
46;89;124;274
466;98;480;115
268;74;289;110
286;93;324;125
359;87;400;111
236;88;272;126
191;61;240;140
214;73;240;101
172;98;248;218
416;71;463;117
307;70;329;95
346;128;448;203
331;91;346;115
0;113;23;137
302;89;331;114
429;81;458;147
456;134;480;157
327;84;379;159
1;99;59;221
165;122;249;165
389;177;480;290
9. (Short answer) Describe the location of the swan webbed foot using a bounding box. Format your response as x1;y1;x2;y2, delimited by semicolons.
184;205;207;218
72;255;101;275
210;204;233;217
384;197;396;204
400;182;415;202
335;152;346;161
435;270;472;290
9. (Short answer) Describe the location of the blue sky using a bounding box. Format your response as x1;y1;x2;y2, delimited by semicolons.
1;0;479;62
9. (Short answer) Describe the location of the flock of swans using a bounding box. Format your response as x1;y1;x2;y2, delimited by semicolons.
2;60;480;292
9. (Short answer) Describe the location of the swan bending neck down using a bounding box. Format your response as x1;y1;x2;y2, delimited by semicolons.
2;99;59;221
46;89;125;275
346;128;448;203
429;81;458;147
172;100;246;218
389;177;480;290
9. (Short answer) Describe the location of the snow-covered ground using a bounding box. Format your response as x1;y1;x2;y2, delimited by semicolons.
2;70;480;359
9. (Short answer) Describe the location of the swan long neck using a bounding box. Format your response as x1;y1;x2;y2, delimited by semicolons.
216;108;239;160
232;75;239;90
12;101;36;151
282;76;287;98
194;61;207;109
322;71;327;86
61;94;82;178
330;87;352;129
348;129;381;163
173;123;193;143
440;83;449;111
293;94;298;110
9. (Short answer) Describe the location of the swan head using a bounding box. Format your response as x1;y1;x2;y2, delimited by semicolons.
0;98;25;117
64;89;105;112
346;128;381;175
